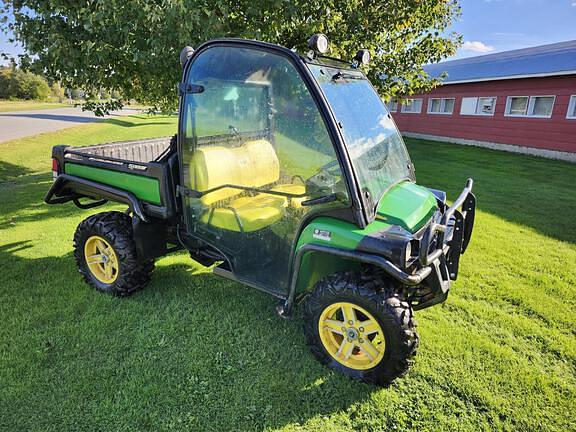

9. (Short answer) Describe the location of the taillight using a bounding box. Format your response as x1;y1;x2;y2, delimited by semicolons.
52;158;59;180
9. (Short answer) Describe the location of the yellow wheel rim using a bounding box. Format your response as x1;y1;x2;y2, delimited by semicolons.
84;235;119;284
318;302;385;370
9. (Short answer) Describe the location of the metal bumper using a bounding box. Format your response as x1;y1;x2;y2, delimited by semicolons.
417;178;476;302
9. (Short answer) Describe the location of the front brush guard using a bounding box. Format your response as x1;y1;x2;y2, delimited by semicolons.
419;178;476;291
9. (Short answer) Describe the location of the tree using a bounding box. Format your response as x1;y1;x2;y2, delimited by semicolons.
51;82;65;102
1;0;461;113
0;65;51;100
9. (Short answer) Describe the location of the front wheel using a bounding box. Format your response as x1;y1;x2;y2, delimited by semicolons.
303;272;418;386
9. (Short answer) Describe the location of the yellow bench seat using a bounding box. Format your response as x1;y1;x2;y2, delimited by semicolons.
201;194;286;232
271;184;307;208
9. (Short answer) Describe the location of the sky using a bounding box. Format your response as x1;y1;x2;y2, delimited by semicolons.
451;0;576;59
1;0;576;65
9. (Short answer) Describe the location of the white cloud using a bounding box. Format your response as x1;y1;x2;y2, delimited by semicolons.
572;1;576;6
462;41;495;53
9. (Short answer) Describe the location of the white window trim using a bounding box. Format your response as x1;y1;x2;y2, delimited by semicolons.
505;96;530;117
460;96;498;116
427;98;455;115
505;95;556;119
401;98;423;114
475;97;498;116
567;95;576;119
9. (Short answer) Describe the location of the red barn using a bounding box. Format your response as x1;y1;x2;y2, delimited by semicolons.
390;40;576;162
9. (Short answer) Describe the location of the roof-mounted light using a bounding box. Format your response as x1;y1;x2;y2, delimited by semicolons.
180;46;195;67
308;34;329;54
354;49;371;66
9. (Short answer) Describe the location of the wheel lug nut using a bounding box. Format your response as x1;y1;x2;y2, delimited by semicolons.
348;320;353;325
359;327;364;332
341;327;346;332
359;338;364;343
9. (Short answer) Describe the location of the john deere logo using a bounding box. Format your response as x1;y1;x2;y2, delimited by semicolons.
313;229;331;241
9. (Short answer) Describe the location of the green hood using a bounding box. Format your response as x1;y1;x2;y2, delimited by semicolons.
376;181;437;233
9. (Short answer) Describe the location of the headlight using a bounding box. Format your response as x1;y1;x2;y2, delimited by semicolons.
355;49;370;65
308;34;329;54
404;240;419;265
404;242;412;265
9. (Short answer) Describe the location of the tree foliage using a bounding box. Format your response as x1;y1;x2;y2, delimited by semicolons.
0;66;51;100
1;0;461;112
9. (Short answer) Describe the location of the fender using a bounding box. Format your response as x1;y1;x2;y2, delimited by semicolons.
278;243;432;317
45;174;149;222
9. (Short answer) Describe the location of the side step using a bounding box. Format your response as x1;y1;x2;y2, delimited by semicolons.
212;265;287;300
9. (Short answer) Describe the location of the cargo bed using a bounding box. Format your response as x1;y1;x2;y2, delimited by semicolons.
45;136;180;221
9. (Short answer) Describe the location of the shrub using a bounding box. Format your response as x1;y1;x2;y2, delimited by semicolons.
0;67;51;100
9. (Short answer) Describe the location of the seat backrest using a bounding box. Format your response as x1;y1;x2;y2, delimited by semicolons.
190;139;280;205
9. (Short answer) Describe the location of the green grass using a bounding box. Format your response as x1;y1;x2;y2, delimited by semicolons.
0;100;69;113
1;116;575;431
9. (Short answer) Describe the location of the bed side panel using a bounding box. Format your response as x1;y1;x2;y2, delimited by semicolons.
64;163;162;205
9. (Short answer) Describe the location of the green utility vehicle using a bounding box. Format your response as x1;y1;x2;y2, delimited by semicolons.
46;36;475;385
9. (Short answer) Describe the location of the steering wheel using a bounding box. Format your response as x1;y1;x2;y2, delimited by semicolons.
307;159;342;191
364;140;391;171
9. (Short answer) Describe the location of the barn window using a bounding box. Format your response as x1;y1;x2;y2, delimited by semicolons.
506;97;529;116
401;98;423;113
428;98;455;114
531;97;555;117
477;97;497;115
460;97;497;116
566;95;576;119
506;96;555;118
387;99;398;112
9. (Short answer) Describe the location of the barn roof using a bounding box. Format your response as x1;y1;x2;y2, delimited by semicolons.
424;40;576;84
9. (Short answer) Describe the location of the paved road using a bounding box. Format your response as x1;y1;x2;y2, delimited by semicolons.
0;107;139;143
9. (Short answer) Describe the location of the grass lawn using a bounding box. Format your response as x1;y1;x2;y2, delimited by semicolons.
1;115;575;431
0;100;69;113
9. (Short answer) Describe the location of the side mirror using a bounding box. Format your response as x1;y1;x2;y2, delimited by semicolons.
180;46;195;67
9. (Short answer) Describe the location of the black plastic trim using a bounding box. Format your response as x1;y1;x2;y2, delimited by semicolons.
280;244;433;316
45;174;149;222
213;265;287;299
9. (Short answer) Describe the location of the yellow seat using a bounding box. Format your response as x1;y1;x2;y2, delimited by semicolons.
191;139;285;231
272;184;307;208
190;139;306;231
201;195;285;232
190;139;280;206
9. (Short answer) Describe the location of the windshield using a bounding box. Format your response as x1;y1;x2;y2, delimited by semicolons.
308;63;414;214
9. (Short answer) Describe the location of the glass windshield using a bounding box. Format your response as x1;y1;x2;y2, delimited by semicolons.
308;64;414;213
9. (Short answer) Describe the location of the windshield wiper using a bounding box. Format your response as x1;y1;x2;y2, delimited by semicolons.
331;71;362;81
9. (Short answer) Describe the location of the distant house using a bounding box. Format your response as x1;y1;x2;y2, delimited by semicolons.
389;40;576;161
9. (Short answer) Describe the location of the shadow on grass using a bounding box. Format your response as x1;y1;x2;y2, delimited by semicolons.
104;117;176;128
406;138;576;244
0;160;34;182
0;241;377;431
0;172;82;229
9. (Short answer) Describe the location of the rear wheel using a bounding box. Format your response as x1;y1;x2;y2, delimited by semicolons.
73;211;154;296
304;271;418;386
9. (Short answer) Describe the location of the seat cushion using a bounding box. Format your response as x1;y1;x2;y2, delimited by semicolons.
272;184;307;208
190;139;280;206
201;194;286;232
